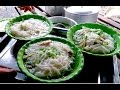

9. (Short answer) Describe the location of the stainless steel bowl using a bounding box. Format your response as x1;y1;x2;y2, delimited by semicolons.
64;6;101;24
49;16;77;36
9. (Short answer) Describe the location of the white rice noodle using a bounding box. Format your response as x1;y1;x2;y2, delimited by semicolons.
24;40;74;77
10;18;49;39
73;26;115;54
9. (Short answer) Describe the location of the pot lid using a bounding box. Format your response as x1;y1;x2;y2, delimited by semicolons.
65;6;101;14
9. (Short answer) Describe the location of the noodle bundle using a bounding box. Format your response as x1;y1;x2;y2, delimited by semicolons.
23;40;74;78
10;18;49;39
73;26;115;54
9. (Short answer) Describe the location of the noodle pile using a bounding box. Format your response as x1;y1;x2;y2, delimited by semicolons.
73;26;115;54
10;18;49;39
24;40;74;78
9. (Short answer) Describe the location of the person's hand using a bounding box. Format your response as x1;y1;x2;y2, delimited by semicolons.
18;6;35;12
0;66;17;82
0;66;15;73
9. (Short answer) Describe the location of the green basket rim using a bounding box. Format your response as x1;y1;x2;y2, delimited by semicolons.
67;23;120;56
5;14;53;40
17;36;84;83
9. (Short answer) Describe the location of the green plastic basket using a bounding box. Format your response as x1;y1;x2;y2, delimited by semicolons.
5;14;53;40
67;23;120;56
17;37;84;83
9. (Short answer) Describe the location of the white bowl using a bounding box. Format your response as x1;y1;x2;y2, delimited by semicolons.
64;6;101;24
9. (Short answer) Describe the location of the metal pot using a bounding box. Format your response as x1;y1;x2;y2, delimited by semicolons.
64;6;101;24
45;6;64;16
